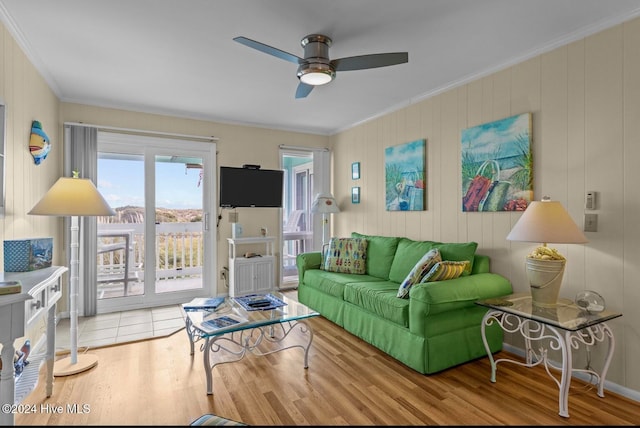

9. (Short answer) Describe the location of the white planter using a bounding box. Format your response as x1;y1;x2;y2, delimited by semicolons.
526;258;566;307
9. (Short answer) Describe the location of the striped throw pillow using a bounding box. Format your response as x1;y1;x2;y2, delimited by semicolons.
421;260;470;283
397;248;441;298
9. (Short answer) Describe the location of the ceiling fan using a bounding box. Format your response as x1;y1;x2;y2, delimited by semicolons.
233;34;408;99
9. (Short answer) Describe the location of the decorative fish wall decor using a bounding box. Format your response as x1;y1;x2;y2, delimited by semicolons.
29;120;51;165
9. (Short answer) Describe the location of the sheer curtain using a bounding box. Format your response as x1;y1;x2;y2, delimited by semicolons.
64;124;99;316
312;149;331;251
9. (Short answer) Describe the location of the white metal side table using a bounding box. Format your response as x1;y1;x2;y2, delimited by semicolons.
476;292;622;418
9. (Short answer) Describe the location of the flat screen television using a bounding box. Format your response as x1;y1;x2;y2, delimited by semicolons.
219;166;284;208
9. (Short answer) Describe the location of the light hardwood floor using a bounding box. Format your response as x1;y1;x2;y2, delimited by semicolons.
16;305;640;426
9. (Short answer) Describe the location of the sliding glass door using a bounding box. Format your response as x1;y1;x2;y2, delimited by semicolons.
279;147;331;288
281;152;314;286
96;132;216;313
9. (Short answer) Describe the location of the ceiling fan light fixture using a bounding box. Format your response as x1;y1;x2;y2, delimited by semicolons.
300;71;332;86
233;33;407;98
297;63;335;86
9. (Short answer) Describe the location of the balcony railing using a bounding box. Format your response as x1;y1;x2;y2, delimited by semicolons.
97;222;204;297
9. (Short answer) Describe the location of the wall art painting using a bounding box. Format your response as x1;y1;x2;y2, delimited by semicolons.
461;113;532;212
351;186;360;204
351;162;360;180
384;139;425;211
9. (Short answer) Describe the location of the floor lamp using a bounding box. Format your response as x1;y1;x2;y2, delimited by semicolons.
311;193;340;246
29;172;115;376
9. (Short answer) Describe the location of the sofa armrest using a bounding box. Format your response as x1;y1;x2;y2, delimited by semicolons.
409;273;512;317
296;251;322;281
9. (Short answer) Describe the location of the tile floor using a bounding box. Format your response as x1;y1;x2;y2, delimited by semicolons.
55;305;185;352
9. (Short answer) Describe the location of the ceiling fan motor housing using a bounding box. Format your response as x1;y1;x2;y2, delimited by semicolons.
297;34;335;85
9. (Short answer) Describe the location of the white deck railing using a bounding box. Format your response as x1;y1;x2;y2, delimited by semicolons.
97;222;204;285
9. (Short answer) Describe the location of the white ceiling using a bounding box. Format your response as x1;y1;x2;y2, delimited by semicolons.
1;0;640;136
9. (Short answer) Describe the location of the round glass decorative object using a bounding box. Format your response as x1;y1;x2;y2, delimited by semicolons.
575;290;606;313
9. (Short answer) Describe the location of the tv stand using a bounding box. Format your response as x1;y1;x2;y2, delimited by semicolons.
227;237;275;297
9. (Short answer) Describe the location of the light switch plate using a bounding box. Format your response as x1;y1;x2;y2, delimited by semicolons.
584;213;598;232
229;212;238;223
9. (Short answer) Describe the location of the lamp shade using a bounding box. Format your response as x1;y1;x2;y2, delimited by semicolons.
29;176;115;217
311;193;340;214
506;197;588;245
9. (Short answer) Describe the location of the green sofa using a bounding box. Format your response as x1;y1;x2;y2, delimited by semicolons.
296;233;513;374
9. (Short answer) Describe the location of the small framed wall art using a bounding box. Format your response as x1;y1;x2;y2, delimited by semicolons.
352;187;360;204
351;162;360;180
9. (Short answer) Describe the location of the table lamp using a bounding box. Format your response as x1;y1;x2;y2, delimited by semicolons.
311;193;340;246
29;172;115;376
506;196;588;307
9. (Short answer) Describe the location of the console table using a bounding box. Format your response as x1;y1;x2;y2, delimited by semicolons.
0;266;67;426
476;292;622;418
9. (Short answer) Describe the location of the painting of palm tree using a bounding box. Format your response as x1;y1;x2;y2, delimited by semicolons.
461;113;532;212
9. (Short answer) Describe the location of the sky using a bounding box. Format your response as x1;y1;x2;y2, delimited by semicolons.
461;113;531;160
97;158;203;210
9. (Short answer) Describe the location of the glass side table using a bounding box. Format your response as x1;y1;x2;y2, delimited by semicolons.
475;292;622;418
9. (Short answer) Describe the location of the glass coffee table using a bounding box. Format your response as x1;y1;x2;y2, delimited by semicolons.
476;292;622;418
182;292;319;395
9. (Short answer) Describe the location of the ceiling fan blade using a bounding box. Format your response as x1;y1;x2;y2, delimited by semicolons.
233;36;302;64
295;82;314;99
332;52;408;72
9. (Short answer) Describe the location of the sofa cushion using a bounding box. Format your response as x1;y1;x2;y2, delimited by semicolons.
388;238;478;282
421;260;470;282
322;237;367;274
303;269;383;298
343;281;410;327
397;248;441;298
351;232;400;279
388;239;435;283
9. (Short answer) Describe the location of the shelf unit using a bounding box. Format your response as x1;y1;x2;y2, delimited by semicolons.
0;266;67;426
227;237;275;297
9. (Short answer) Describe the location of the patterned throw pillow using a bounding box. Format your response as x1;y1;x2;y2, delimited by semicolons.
397;248;441;298
421;260;470;283
322;238;368;274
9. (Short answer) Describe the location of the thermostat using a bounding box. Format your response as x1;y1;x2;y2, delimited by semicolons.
585;191;596;210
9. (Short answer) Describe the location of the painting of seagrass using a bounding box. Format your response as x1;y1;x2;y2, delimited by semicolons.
461;113;532;212
385;139;425;211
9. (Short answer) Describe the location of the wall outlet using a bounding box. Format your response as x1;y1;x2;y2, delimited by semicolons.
228;212;238;223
